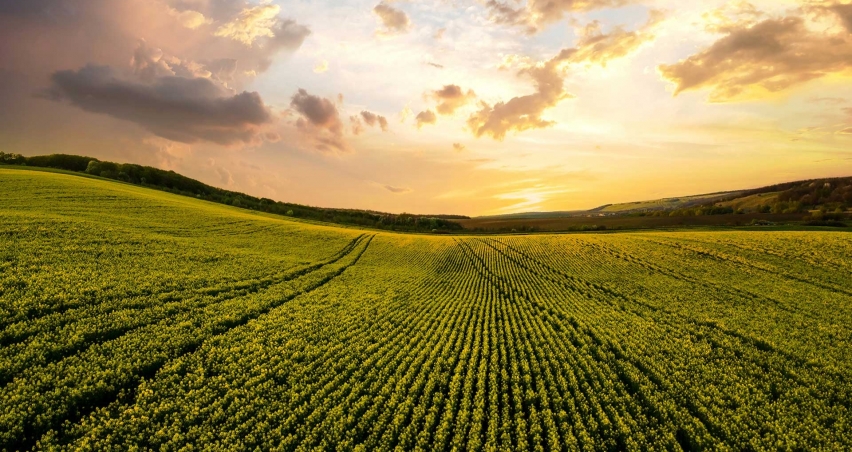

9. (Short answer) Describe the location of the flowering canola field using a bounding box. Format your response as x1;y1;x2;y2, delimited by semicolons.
1;168;851;451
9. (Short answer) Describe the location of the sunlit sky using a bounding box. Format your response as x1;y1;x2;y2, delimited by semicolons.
2;0;852;215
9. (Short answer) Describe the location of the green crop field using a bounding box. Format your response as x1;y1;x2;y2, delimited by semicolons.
2;168;851;451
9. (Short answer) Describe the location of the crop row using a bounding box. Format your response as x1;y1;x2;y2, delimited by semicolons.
14;233;849;451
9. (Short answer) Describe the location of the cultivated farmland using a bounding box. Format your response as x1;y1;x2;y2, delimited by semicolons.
1;168;851;451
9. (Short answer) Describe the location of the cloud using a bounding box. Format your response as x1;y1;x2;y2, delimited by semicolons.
701;1;765;33
205;3;312;74
384;184;412;194
812;97;847;104
216;4;284;46
360;111;389;131
485;0;635;33
838;127;852;135
831;3;852;32
205;59;238;83
469;11;660;140
570;11;664;66
658;12;852;102
314;60;329;73
131;40;178;82
290;88;350;153
430;85;477;115
0;0;310;91
349;111;388;135
215;166;236;186
374;2;411;34
46;64;274;146
427;62;445;69
453;143;466;152
166;6;212;30
399;105;413;123
416;110;437;128
350;115;365;135
485;1;532;33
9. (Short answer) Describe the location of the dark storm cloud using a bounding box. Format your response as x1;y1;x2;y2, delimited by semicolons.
46;65;273;145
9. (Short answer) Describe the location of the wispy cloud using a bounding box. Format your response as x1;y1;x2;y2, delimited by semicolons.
384;184;412;194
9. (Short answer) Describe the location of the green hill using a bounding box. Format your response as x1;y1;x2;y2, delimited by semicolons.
2;168;851;450
0;152;466;233
481;178;852;220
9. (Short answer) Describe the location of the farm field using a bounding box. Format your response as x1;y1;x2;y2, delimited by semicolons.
1;168;851;451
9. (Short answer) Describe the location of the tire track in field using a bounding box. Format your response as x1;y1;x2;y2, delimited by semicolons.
474;238;833;445
1;233;367;335
488;239;796;361
0;235;368;387
466;238;772;447
565;238;803;317
2;235;374;452
453;239;728;448
453;240;703;447
487;237;851;387
671;235;852;275
637;237;852;298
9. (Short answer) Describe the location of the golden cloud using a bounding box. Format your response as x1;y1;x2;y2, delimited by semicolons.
486;0;635;33
469;11;661;140
701;1;765;33
834;3;852;31
215;3;310;53
416;110;437;128
383;185;412;194
167;7;211;30
570;10;663;66
314;60;329;73
215;4;280;45
659;7;852;102
430;85;477;115
374;2;411;35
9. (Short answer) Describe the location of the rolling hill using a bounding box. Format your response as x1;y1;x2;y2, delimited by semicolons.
3;152;850;233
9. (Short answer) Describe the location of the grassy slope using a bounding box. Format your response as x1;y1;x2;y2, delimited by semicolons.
597;191;742;213
716;191;781;210
2;169;851;449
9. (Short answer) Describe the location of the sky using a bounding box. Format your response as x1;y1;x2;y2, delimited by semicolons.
1;0;852;216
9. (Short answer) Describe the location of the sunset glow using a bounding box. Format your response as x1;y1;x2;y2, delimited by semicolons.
2;0;851;215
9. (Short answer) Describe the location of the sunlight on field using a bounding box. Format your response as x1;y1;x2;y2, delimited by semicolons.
1;169;851;450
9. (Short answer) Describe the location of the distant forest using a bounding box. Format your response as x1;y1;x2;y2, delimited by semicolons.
636;178;852;219
0;153;467;233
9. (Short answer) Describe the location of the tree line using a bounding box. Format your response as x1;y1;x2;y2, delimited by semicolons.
0;153;467;232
